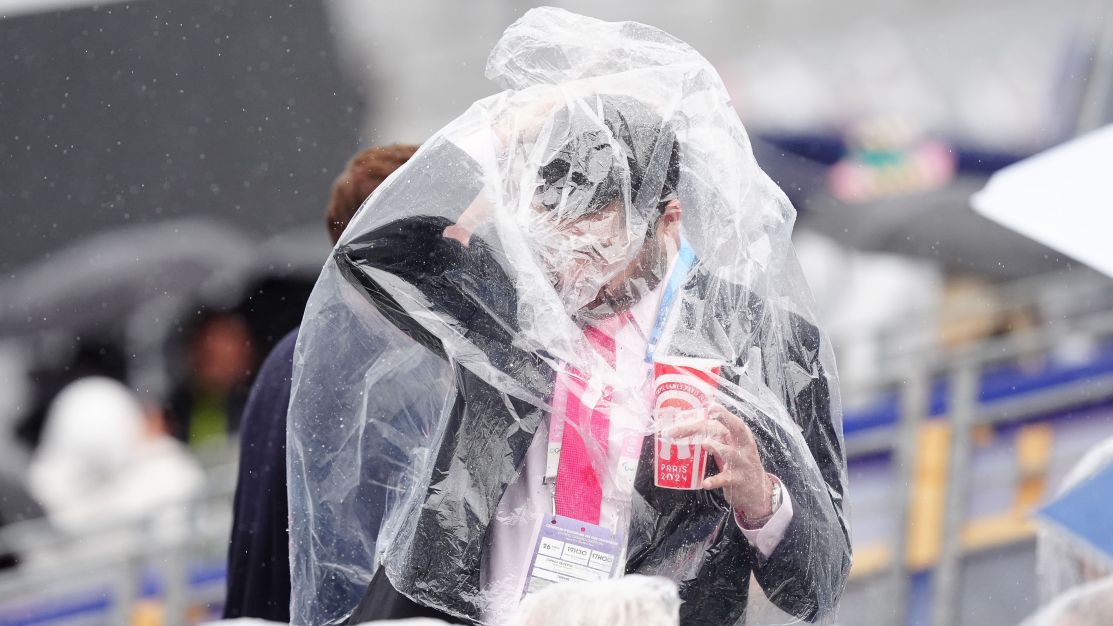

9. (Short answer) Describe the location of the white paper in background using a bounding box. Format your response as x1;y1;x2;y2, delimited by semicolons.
971;124;1113;278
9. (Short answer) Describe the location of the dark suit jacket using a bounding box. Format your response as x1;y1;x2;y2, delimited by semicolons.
224;328;298;622
334;212;850;625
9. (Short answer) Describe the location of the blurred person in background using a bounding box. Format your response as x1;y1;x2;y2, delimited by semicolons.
222;143;419;622
1037;435;1113;605
167;311;255;449
15;337;128;452
27;376;203;541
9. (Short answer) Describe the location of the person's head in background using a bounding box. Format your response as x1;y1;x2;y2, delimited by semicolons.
326;144;420;245
189;311;255;395
1037;436;1113;604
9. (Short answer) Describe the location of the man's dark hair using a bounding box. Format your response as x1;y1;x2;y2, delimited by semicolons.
326;144;420;244
536;94;680;224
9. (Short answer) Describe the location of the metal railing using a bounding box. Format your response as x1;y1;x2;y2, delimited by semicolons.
848;301;1113;625
0;460;237;626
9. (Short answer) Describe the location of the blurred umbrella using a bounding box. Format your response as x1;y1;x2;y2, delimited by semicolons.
252;223;333;279
799;174;1073;279
1037;462;1113;567
0;219;255;337
973;124;1113;279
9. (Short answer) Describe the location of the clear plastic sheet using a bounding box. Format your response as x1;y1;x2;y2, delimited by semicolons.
1020;577;1113;626
515;575;679;626
288;7;850;625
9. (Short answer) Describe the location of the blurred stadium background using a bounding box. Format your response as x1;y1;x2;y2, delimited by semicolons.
1;0;1112;624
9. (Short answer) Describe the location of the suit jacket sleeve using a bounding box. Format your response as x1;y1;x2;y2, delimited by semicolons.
654;288;850;625
747;310;851;622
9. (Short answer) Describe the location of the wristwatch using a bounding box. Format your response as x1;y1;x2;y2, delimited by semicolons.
739;474;783;529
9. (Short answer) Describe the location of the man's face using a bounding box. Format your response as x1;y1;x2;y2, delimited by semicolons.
582;210;672;320
527;199;670;319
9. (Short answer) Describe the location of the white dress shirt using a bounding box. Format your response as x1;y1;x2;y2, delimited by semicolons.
479;264;794;623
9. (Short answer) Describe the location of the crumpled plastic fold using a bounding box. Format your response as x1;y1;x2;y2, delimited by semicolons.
288;7;851;625
1020;577;1113;626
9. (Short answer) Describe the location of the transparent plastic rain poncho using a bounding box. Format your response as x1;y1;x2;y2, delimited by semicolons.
288;8;851;626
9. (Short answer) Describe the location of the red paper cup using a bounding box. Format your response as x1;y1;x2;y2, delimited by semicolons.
653;357;721;490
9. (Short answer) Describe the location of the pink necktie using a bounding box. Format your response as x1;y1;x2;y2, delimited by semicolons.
554;324;617;525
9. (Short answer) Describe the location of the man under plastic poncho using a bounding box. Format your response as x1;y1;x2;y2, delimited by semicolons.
288;8;851;626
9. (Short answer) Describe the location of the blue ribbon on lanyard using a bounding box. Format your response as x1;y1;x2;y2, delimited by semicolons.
643;239;695;364
540;239;696;487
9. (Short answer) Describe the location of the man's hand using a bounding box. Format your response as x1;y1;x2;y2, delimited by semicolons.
492;79;603;149
443;188;495;248
664;404;774;519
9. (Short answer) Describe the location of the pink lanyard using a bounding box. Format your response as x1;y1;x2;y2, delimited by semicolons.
547;319;646;525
